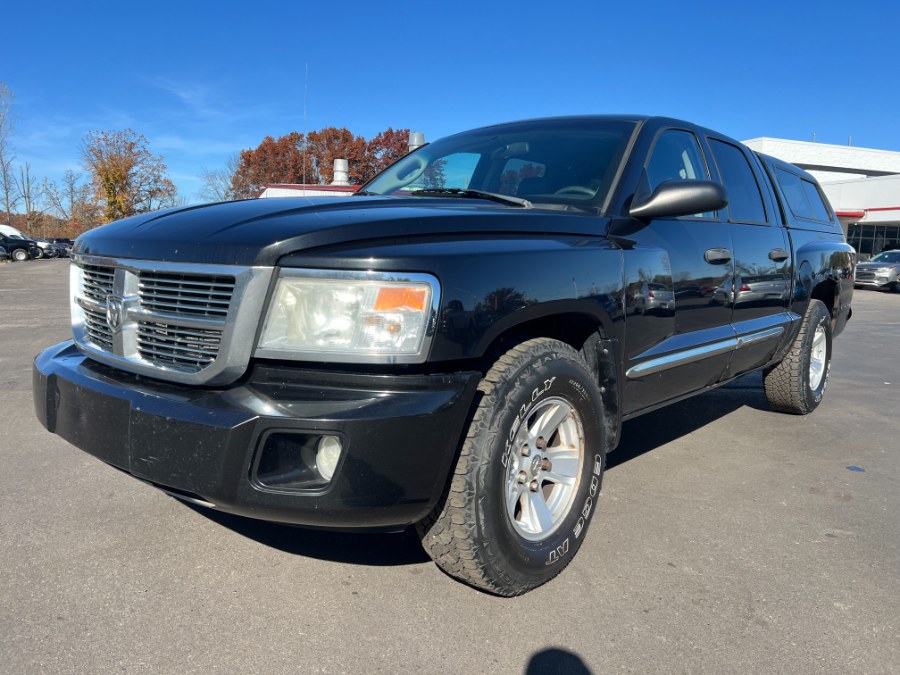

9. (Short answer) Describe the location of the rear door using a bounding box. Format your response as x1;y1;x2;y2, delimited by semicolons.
704;137;793;375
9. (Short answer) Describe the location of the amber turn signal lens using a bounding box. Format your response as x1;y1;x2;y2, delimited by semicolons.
374;287;428;312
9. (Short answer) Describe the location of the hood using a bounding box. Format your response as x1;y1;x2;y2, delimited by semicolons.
74;196;609;266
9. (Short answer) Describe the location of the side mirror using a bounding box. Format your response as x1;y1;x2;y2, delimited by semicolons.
629;179;728;220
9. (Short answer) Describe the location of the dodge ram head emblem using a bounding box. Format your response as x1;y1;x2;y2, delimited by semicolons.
106;295;125;332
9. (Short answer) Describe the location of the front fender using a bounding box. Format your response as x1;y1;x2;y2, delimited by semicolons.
277;233;625;363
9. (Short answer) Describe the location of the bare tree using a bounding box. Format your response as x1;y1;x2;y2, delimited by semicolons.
0;82;18;223
15;162;43;229
44;169;100;227
198;153;238;202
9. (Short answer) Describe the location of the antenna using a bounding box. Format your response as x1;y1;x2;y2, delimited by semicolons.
303;62;308;185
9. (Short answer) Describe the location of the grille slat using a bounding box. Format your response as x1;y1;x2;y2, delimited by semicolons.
140;297;231;315
139;271;235;318
137;324;223;341
82;264;115;303
83;306;113;348
139;287;233;300
137;321;223;370
139;276;235;290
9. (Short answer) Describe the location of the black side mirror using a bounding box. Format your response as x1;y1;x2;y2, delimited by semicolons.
630;178;728;221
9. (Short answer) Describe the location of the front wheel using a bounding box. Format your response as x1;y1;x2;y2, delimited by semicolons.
11;248;29;262
418;338;606;596
764;299;832;414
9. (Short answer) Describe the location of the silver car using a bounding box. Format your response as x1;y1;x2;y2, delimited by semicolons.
635;281;675;314
855;250;900;292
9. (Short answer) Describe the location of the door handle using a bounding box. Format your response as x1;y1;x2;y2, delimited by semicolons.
704;248;732;265
768;248;789;262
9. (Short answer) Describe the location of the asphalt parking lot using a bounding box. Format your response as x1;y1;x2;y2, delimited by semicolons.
1;259;898;674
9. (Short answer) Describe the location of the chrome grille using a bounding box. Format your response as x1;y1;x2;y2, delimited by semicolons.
82;264;115;303
137;321;222;369
83;305;113;349
71;256;274;385
139;272;235;318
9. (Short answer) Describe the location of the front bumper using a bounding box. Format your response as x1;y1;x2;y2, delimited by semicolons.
34;341;480;529
854;279;896;289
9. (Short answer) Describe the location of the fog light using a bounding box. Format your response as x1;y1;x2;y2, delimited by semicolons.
316;436;342;481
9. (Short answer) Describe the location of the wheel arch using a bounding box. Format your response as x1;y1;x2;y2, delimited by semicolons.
474;305;622;454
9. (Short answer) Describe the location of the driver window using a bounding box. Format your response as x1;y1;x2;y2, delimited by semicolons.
646;130;709;191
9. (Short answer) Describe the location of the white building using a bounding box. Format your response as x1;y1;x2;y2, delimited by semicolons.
259;158;358;199
744;138;900;256
259;183;356;198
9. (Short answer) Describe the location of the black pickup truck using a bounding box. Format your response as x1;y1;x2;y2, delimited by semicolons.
33;116;854;596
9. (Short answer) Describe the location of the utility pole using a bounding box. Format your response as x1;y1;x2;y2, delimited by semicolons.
302;63;308;185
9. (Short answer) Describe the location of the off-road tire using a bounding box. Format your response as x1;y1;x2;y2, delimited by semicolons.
417;338;606;596
764;299;832;415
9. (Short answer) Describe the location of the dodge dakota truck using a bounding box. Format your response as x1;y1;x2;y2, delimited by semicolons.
33;116;854;596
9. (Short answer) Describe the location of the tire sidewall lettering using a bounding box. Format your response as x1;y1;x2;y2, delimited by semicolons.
489;357;604;575
807;312;832;405
502;376;556;468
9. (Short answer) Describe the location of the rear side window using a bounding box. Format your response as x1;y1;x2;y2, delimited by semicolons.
801;179;833;222
708;139;767;224
775;167;833;223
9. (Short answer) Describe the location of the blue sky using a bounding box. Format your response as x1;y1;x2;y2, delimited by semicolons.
3;0;897;202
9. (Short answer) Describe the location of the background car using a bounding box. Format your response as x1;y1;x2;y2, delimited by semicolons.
734;274;791;306
47;238;75;256
854;249;900;292
634;281;675;314
33;238;65;259
0;233;39;261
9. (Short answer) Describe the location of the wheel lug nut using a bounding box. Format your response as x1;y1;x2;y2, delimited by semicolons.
520;443;530;456
541;458;551;471
517;471;527;484
536;436;547;450
529;480;539;492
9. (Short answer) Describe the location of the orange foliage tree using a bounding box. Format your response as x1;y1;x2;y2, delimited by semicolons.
229;127;410;200
82;129;177;222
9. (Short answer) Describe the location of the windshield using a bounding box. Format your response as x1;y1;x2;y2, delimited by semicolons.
870;251;900;264
361;118;637;210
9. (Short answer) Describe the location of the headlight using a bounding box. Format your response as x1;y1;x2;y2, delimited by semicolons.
255;269;439;363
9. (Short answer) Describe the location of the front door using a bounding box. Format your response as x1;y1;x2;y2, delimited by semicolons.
618;128;735;414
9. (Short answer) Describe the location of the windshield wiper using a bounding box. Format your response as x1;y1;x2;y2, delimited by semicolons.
410;188;532;208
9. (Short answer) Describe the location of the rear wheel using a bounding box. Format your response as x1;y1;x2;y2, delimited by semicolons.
418;338;606;596
764;299;832;414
